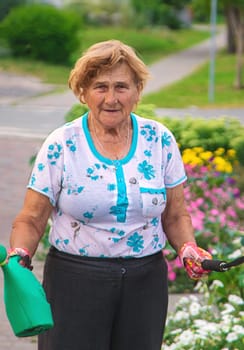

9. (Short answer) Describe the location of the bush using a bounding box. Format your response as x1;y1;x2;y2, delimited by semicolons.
158;116;244;166
0;4;81;65
65;103;89;123
0;0;29;21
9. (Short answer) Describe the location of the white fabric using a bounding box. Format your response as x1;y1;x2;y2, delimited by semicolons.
28;113;187;257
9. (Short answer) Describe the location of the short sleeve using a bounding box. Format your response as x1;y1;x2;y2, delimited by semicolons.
161;128;187;188
27;129;64;206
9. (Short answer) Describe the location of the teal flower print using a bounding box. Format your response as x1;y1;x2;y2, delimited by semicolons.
86;164;102;181
110;205;126;216
55;238;69;246
67;185;84;195
138;160;155;180
107;183;116;191
30;173;36;186
38;163;45;171
140;124;158;142
83;211;94;219
47;143;63;165
151;217;159;227
109;228;125;243
167;152;172;161
109;204;127;222
144;150;152;157
161;132;171;148
79;245;89;256
118;230;125;237
151;234;162;250
127;232;144;253
66;139;76;152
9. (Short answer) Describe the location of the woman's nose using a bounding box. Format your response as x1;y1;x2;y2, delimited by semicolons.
105;89;117;104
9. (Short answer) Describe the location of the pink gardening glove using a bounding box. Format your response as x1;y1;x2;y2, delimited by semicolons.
179;242;212;280
8;247;33;270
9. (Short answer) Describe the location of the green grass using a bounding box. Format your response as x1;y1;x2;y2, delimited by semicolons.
79;26;211;64
0;57;71;85
142;52;244;108
0;26;210;84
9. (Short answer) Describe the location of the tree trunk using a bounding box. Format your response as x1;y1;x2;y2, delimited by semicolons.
228;7;244;89
225;6;236;53
234;18;244;89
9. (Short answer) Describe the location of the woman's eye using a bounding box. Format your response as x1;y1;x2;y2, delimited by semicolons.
116;84;127;90
94;84;107;91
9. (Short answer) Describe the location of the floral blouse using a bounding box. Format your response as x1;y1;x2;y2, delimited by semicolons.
28;112;186;258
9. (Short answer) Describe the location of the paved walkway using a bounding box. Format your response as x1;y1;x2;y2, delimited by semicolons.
0;26;240;349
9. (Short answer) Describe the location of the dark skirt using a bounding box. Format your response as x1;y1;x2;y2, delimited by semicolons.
38;247;168;350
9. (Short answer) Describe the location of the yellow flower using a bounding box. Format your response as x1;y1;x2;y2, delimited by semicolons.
213;156;233;173
190;157;203;166
200;151;213;161
182;147;235;173
192;147;204;154
214;147;225;156
182;150;203;166
227;149;236;159
224;162;233;173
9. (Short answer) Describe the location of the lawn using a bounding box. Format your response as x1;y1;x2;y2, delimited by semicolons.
142;52;244;108
1;25;243;108
0;26;210;85
78;26;211;64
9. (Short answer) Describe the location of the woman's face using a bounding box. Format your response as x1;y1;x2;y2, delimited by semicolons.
83;62;141;128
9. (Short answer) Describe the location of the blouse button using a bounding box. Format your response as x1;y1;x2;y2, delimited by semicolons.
152;197;158;205
129;177;137;184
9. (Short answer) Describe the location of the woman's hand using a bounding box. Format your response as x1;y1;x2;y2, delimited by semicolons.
8;247;33;270
179;242;212;280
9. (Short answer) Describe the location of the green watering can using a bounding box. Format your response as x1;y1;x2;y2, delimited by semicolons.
0;244;54;337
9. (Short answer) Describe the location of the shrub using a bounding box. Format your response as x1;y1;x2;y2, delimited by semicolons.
0;4;81;65
158;116;244;166
65;103;89;123
0;0;29;21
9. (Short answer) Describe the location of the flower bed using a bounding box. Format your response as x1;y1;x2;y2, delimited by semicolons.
164;146;244;349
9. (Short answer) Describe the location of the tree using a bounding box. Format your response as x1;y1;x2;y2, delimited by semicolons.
63;0;133;26
0;0;29;21
192;0;244;89
130;0;192;29
222;0;244;88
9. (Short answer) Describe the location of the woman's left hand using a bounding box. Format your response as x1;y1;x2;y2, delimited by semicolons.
179;242;212;280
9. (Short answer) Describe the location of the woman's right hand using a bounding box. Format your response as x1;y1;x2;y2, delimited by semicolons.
8;247;33;270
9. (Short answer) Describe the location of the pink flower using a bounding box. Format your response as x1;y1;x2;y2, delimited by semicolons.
210;209;219;216
168;270;176;281
236;198;244;209
226;206;237;218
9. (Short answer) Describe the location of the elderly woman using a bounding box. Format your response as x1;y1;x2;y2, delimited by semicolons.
9;40;212;350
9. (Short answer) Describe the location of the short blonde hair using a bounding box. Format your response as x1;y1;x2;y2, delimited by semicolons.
68;40;150;101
